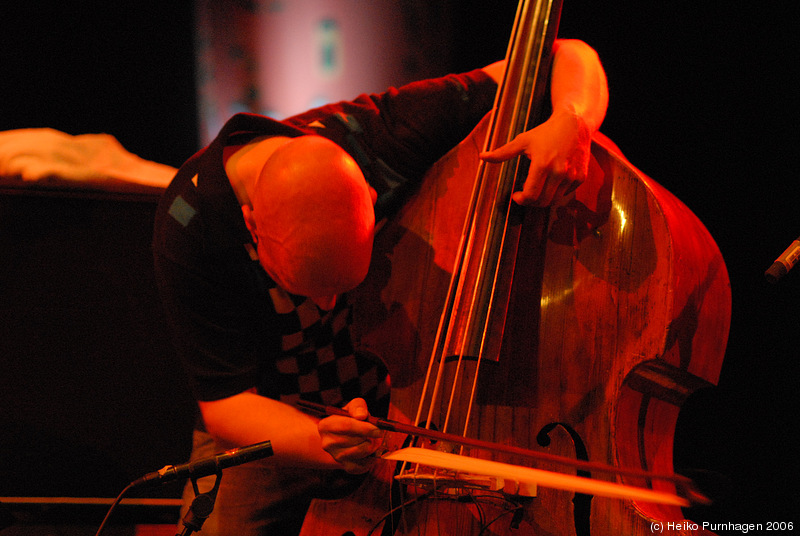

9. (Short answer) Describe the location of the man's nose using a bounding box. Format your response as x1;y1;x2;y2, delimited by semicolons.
311;294;337;310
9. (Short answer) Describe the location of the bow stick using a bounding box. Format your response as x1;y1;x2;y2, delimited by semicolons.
296;400;709;505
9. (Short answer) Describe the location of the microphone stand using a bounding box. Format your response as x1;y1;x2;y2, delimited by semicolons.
177;471;222;536
96;440;273;536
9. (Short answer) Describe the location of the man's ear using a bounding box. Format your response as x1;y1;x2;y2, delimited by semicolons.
241;205;259;244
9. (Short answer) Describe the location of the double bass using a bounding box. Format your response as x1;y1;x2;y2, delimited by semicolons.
301;0;731;534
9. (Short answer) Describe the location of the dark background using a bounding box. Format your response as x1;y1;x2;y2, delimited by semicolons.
2;0;797;532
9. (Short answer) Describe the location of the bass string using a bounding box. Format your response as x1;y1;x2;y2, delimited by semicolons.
411;0;554;473
417;133;518;457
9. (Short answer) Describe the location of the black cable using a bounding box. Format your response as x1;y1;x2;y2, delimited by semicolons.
94;482;135;536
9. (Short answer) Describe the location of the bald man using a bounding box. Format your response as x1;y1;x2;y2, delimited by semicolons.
235;136;376;310
153;40;607;535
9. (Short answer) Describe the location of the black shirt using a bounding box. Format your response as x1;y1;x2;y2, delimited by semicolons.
152;70;497;409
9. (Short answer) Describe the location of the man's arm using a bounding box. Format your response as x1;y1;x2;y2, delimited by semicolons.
481;39;609;206
200;392;383;473
548;38;608;132
198;392;379;471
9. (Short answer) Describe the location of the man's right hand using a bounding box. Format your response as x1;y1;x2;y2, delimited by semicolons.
317;398;384;474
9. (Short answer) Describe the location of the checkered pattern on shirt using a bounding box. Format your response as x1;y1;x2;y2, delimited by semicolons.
264;284;390;417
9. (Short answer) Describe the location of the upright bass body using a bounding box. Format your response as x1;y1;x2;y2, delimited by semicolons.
301;1;729;534
300;114;731;535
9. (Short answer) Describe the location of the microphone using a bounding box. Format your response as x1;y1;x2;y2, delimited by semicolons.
131;440;273;488
765;235;800;284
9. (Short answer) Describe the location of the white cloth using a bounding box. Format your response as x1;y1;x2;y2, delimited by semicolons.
0;128;176;191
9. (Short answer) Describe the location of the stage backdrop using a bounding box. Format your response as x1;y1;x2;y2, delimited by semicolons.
193;0;458;144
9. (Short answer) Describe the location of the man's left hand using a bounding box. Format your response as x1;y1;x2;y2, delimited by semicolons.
480;108;592;207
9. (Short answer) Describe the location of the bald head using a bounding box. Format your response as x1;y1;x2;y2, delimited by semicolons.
246;135;375;301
